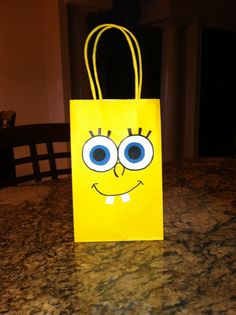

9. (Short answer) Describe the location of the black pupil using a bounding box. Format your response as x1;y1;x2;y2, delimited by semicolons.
93;148;106;161
128;146;141;160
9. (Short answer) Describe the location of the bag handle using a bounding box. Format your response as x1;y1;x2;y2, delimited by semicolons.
84;24;143;100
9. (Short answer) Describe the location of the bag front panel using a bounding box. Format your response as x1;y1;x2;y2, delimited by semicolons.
70;99;163;242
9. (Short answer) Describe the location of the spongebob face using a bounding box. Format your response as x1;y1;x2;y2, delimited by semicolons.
82;128;153;204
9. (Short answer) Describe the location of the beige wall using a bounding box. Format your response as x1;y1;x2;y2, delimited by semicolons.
0;0;67;125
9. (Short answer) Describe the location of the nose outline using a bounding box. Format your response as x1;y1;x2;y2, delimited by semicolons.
113;162;125;177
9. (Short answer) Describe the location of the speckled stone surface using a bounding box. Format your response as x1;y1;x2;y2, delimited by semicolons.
0;158;235;314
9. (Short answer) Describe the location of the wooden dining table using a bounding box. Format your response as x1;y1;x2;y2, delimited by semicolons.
0;158;235;314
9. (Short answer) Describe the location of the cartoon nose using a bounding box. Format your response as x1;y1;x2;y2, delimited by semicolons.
113;163;125;177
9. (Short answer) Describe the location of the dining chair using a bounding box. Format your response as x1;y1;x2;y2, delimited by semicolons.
0;110;16;128
0;123;71;188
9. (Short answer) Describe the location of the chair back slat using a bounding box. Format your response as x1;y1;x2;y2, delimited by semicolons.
29;143;41;182
46;141;57;180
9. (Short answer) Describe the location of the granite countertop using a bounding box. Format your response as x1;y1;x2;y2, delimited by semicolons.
0;158;235;314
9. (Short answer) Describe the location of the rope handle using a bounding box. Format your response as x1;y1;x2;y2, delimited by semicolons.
84;24;143;100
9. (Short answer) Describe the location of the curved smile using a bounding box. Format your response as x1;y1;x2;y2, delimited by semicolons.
91;180;143;204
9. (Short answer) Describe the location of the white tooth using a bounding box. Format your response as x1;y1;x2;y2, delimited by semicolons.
121;193;131;203
106;196;114;205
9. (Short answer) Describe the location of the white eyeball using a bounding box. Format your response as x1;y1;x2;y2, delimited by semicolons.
118;135;154;170
82;136;118;172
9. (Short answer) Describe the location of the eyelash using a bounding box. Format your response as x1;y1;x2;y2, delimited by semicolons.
127;128;152;138
89;128;112;138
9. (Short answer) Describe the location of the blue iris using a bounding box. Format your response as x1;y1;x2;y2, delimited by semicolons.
89;145;110;165
124;142;145;163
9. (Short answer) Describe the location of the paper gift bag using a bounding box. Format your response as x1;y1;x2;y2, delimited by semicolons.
70;24;163;242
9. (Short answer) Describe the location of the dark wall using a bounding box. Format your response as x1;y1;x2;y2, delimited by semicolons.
199;27;236;157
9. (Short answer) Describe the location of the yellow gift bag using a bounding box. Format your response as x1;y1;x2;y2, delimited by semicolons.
70;24;163;242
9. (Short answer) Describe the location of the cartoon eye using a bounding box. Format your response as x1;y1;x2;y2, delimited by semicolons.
83;136;118;172
118;135;154;170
